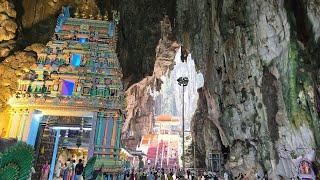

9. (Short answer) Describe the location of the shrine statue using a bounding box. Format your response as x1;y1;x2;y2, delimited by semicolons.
99;77;104;85
112;10;120;24
90;86;97;96
53;79;60;91
96;12;102;20
300;161;310;174
0;128;6;138
305;164;310;174
76;82;82;92
27;84;32;93
41;85;47;93
82;87;90;96
103;11;108;21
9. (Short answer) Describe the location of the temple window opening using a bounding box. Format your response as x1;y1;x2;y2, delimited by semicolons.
79;37;88;43
61;80;75;96
71;53;81;67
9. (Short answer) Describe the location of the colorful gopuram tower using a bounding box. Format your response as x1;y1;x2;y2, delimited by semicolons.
7;6;125;179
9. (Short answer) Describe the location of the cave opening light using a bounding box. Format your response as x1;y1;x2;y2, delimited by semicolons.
150;46;204;168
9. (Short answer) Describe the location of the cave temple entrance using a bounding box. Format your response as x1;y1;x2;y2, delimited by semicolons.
6;6;125;179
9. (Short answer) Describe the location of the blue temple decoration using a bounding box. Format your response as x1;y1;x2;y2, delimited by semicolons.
79;37;88;44
61;80;75;96
63;6;70;18
71;53;81;67
55;6;70;33
108;22;114;37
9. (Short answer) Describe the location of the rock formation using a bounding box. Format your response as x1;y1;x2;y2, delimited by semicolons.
123;16;179;149
0;0;17;59
176;0;319;178
0;44;45;111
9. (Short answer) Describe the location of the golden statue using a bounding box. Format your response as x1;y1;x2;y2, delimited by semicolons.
76;0;100;18
103;11;109;21
89;12;94;19
74;8;80;18
81;12;87;19
96;11;102;20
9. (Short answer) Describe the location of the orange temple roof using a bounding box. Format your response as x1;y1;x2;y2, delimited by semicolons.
156;114;171;121
155;114;179;122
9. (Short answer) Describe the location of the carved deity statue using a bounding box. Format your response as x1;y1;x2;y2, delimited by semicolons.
74;8;80;18
103;11;108;21
53;79;60;91
112;10;120;24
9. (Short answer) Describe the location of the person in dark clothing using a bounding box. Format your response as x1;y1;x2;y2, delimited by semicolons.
129;169;135;180
154;171;158;180
75;159;84;180
125;171;130;180
187;170;191;179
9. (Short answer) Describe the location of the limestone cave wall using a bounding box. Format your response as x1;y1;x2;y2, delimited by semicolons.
176;0;320;178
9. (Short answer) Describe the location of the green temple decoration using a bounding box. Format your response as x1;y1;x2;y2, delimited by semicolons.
0;143;34;180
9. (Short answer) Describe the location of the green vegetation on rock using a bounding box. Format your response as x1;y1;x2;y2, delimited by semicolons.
285;41;312;127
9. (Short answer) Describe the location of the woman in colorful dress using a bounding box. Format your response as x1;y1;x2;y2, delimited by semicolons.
40;161;50;180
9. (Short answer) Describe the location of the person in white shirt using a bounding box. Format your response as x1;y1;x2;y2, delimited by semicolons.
28;166;36;180
55;160;62;178
224;171;229;180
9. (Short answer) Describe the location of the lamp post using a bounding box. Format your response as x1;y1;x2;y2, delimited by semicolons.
177;76;189;172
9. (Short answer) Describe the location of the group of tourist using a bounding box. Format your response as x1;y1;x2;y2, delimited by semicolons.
39;159;84;180
121;168;221;180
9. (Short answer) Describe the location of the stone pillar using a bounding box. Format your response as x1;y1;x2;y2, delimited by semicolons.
102;115;109;156
49;129;60;180
8;110;21;138
26;110;43;147
111;116;118;159
106;117;114;159
94;112;105;157
115;115;123;160
88;112;97;158
5;110;14;138
22;109;33;142
17;109;29;141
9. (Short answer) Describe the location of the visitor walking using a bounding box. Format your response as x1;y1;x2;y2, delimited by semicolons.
62;163;68;180
55;160;62;178
28;166;36;180
40;161;50;180
167;171;173;180
224;171;229;180
66;159;73;180
160;170;165;180
186;169;191;180
129;169;135;180
71;159;76;179
75;159;84;180
147;169;155;180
